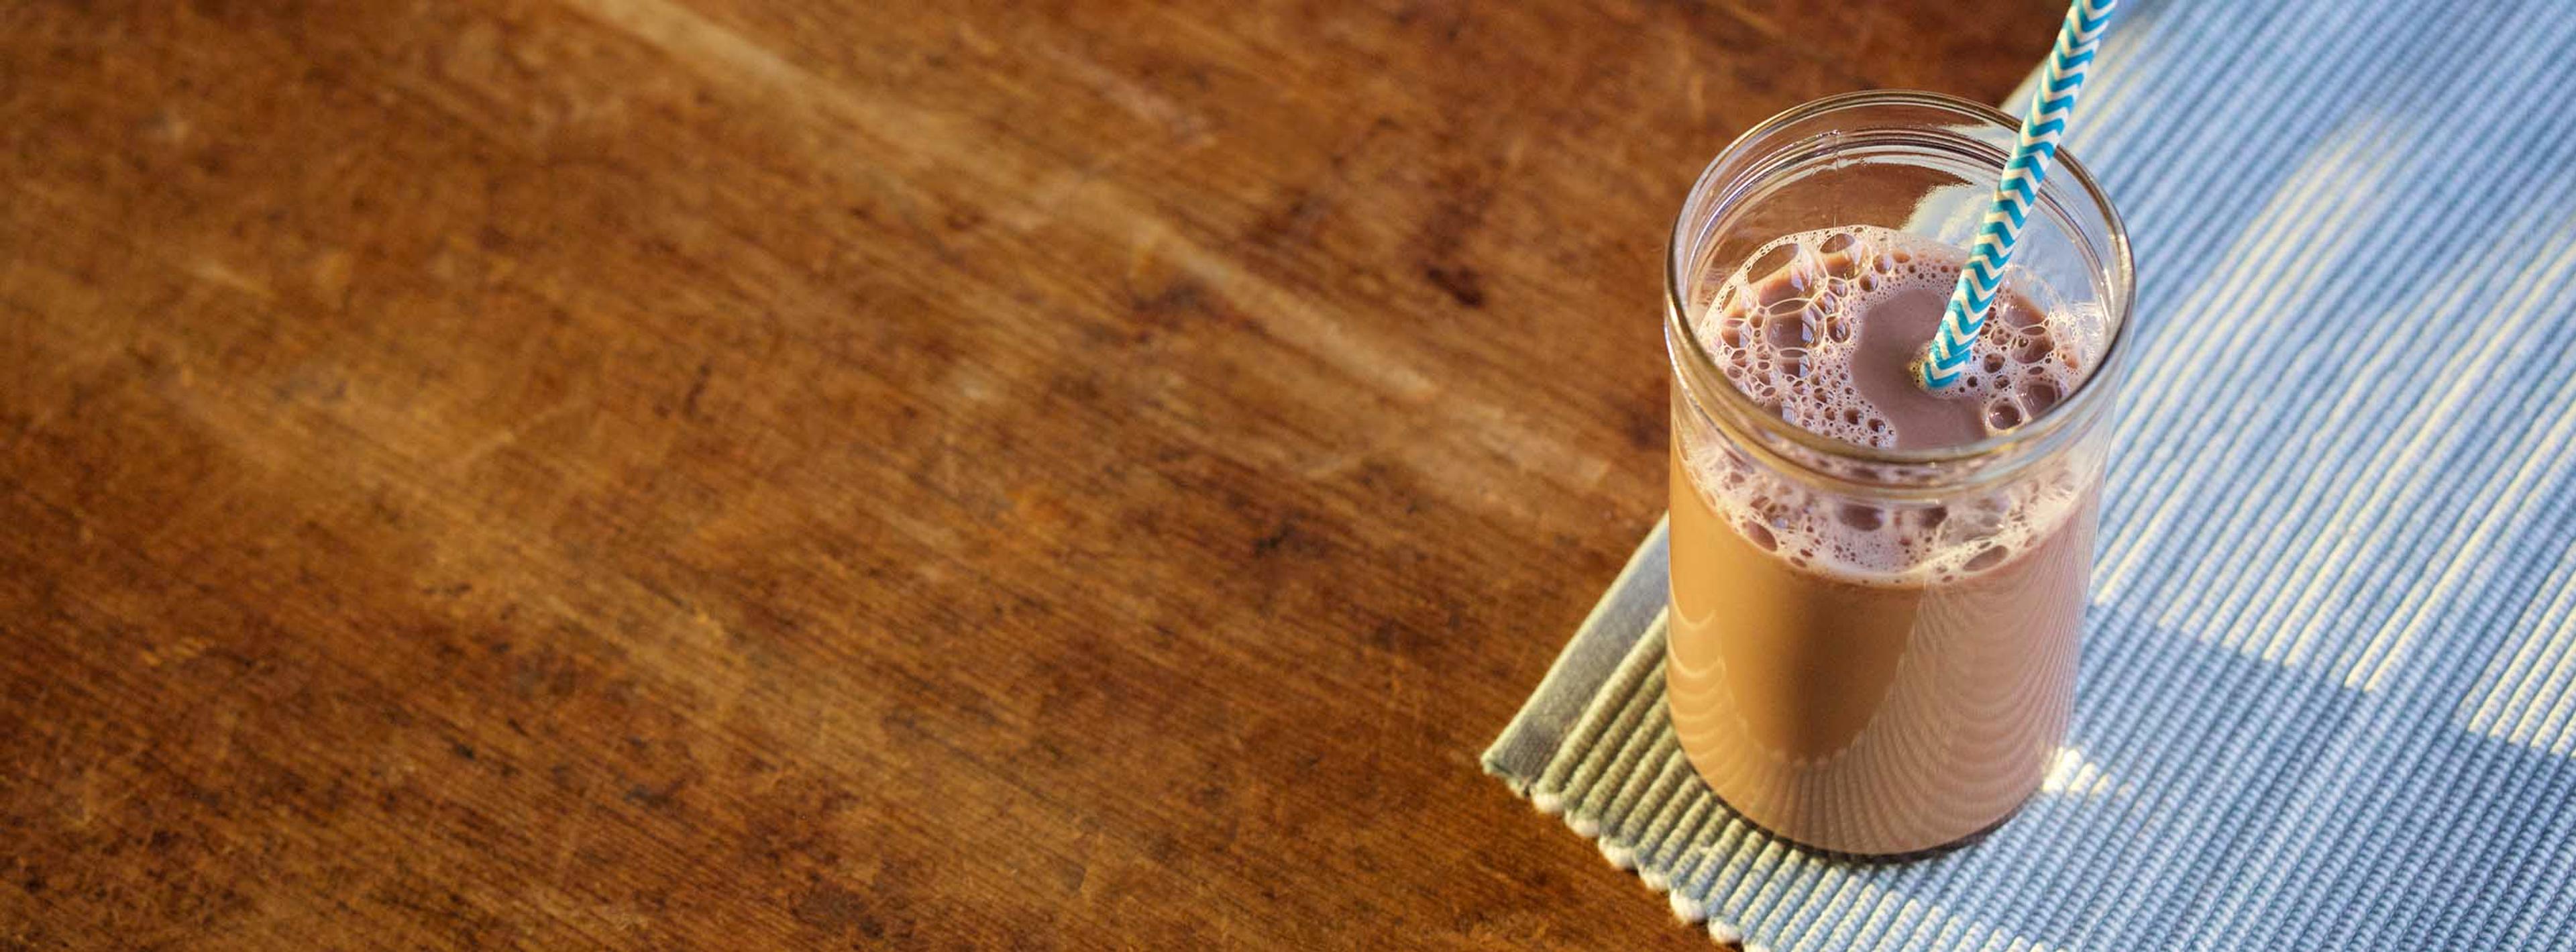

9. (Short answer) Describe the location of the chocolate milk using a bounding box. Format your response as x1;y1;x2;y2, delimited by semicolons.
1668;226;2102;856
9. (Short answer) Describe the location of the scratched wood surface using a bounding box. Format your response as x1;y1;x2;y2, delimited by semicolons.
1;1;2058;947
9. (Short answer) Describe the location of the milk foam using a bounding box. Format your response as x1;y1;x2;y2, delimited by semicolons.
1682;226;2104;584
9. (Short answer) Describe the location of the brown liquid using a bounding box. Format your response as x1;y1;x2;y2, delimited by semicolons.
1668;455;2092;855
1668;228;2099;855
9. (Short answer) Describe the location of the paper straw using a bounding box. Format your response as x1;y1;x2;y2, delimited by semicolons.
1919;0;2121;390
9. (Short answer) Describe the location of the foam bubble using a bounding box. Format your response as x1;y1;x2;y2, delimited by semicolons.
1986;398;2025;430
1680;225;2104;582
2022;379;2063;415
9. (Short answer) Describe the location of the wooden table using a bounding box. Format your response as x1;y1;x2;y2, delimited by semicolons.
3;1;2058;947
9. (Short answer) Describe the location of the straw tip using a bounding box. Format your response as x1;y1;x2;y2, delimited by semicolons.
1911;358;1960;392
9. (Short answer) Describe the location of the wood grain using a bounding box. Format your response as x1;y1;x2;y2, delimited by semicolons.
1;1;2058;947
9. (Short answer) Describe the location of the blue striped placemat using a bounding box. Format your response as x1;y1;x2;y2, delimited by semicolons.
1484;1;2576;947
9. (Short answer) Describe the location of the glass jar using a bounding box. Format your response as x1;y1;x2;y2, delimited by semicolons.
1663;91;2135;857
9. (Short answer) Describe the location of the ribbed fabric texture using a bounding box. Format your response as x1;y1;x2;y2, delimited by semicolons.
1483;1;2576;948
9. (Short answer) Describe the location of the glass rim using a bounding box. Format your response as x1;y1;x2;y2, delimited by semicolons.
1663;89;2137;468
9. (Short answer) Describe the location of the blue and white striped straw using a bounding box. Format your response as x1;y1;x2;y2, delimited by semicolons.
1919;0;2121;390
